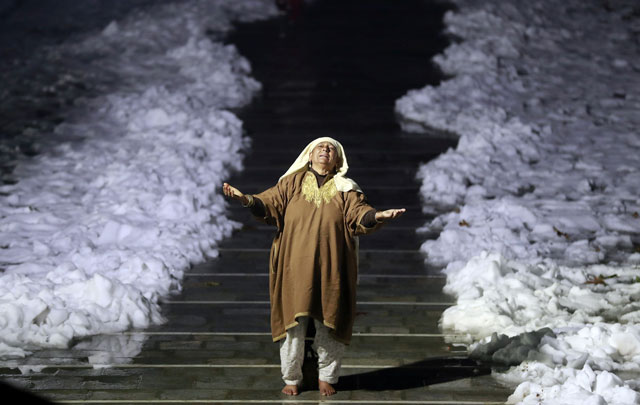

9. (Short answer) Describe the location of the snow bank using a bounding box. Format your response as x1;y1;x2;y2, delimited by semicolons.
0;0;278;359
396;0;640;402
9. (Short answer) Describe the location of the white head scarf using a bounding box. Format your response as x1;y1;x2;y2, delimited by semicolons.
279;137;362;193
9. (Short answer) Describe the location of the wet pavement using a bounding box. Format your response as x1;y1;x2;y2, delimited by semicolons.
0;1;513;403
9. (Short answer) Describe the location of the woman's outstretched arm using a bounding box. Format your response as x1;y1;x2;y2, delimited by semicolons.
225;178;289;229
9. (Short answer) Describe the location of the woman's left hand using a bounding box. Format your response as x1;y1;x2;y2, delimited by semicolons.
375;208;406;222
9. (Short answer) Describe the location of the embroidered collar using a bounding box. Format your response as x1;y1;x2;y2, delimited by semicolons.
302;171;337;207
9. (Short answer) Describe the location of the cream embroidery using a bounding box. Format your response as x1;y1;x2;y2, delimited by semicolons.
301;171;337;207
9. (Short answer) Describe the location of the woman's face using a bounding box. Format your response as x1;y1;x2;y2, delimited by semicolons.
309;142;339;172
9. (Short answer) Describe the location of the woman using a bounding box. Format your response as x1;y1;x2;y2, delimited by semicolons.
223;137;405;396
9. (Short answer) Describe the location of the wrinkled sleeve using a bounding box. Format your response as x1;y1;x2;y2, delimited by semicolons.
344;191;383;236
251;177;291;230
248;197;266;218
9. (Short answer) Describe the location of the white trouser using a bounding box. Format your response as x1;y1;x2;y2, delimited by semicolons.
279;316;346;386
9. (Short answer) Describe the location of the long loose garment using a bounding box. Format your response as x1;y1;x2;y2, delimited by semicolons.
253;169;382;345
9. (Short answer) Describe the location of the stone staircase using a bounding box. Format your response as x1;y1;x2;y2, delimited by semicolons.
0;1;513;403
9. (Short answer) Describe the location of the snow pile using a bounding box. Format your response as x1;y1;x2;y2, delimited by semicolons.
0;0;278;359
442;253;640;341
396;0;640;402
505;363;639;405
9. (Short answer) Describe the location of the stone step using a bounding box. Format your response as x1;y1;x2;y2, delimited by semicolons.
241;130;455;148
240;101;397;111
226;182;421;193
241;106;399;115
194;248;438;275
218;226;426;250
245;132;431;145
236;145;444;157
246;103;397;113
1;334;465;369
231;153;438;170
224;185;422;207
225;204;434;229
173;273;449;303
148;302;449;336
240;138;446;154
239;112;398;124
221;183;424;207
232;162;433;180
1;361;511;403
226;166;422;188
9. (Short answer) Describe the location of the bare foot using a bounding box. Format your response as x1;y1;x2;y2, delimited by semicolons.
282;384;299;396
318;380;336;396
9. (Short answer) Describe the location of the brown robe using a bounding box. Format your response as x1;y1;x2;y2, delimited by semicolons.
252;169;382;344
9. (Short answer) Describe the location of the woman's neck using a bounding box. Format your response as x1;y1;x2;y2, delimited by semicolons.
310;164;331;176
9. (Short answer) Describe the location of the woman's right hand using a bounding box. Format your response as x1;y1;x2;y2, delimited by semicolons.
223;183;248;205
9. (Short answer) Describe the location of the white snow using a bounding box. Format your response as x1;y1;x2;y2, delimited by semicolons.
0;0;278;360
396;0;640;403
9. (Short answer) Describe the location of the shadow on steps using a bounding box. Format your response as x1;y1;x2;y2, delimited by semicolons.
337;357;491;391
